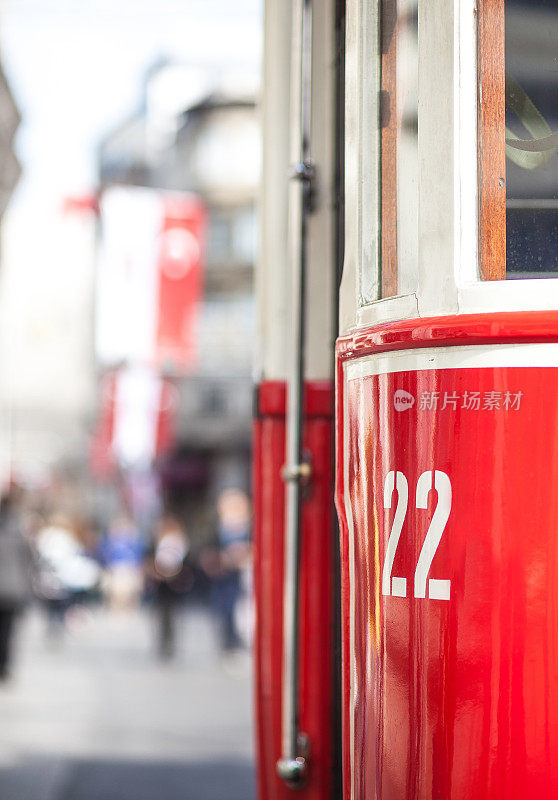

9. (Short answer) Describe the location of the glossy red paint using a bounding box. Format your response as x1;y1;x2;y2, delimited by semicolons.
254;380;335;800
335;313;558;800
336;310;558;360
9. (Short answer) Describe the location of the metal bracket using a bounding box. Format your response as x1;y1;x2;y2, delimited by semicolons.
289;160;316;211
276;733;310;788
289;160;315;182
281;461;312;484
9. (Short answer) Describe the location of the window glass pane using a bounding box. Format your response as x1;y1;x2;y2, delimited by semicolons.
506;0;558;278
480;0;558;280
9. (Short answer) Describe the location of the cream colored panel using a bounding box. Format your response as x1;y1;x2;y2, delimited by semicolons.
257;0;293;380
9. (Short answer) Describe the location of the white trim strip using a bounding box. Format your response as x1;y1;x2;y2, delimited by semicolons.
346;342;558;382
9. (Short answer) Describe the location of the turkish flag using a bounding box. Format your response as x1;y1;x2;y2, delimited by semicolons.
90;367;179;478
96;187;206;372
155;195;206;370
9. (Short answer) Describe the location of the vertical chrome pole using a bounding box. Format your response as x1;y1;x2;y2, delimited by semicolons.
276;0;314;789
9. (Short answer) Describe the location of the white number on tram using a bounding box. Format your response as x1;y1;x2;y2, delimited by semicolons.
382;470;409;598
382;470;452;601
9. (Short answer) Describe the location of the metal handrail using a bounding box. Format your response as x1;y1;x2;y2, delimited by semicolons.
276;0;314;789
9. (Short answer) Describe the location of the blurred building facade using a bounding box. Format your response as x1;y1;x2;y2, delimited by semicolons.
95;61;259;543
0;52;100;508
0;63;20;217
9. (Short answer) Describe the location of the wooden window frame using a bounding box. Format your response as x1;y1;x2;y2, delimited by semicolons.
478;0;506;281
380;0;399;297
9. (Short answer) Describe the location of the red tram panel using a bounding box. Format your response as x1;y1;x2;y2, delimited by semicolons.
253;381;335;800
336;312;558;800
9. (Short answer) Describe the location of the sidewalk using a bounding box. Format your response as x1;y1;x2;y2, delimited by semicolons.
0;606;255;800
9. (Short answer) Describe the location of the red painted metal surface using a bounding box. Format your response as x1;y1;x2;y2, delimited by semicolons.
254;380;334;800
336;310;558;359
335;312;558;800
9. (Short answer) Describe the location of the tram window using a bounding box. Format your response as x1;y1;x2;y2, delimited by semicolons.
360;0;418;303
480;0;558;279
381;0;418;298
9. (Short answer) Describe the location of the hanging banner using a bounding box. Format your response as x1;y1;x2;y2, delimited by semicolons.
90;367;178;478
96;186;206;371
155;194;205;369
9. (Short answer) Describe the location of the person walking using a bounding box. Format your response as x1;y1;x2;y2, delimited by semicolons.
98;514;144;612
0;488;32;679
206;489;251;653
147;515;193;660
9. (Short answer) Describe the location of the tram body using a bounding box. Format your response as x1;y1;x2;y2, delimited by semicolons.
254;1;558;799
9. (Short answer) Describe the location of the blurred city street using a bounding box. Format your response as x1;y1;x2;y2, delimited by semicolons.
0;606;255;800
0;4;261;799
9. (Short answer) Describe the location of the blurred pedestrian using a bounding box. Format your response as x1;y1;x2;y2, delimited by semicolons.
146;515;193;660
35;514;100;637
203;489;251;653
0;487;32;678
98;514;144;611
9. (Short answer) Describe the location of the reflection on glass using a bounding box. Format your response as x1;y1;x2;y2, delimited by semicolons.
506;0;558;277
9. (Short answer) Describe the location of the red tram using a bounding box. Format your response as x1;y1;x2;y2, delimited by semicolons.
253;1;558;799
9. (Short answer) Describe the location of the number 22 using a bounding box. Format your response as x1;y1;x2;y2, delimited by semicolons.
382;470;451;601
